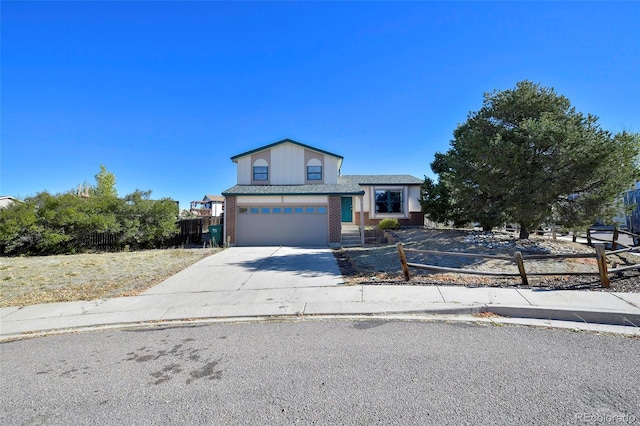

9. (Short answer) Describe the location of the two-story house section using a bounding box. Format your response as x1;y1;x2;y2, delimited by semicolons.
222;139;423;247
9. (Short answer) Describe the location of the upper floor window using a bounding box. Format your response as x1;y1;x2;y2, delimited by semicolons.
306;158;323;181
307;165;322;180
252;158;269;182
253;166;268;181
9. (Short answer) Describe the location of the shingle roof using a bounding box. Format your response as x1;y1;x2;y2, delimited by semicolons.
204;195;224;202
222;175;422;197
339;175;423;185
222;183;364;196
230;138;343;161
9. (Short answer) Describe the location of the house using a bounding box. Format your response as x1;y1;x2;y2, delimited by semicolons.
623;183;640;234
190;195;224;217
0;196;22;209
222;139;423;247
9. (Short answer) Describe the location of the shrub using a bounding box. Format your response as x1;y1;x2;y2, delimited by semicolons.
0;167;180;256
378;218;400;230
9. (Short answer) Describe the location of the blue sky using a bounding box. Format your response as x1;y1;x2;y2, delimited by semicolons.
2;1;639;211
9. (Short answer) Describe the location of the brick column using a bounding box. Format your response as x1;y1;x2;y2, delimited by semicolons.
224;196;236;246
328;196;342;247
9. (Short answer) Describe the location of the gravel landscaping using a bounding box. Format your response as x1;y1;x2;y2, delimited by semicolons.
335;228;640;293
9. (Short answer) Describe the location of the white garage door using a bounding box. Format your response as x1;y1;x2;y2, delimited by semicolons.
236;205;328;246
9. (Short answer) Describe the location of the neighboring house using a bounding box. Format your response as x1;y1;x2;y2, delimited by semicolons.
0;196;22;209
623;183;640;234
190;195;224;217
222;139;423;247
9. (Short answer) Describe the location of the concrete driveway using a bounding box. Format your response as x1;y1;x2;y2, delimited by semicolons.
126;246;348;318
145;246;344;295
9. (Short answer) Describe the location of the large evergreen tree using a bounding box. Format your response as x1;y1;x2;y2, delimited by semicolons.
423;81;639;238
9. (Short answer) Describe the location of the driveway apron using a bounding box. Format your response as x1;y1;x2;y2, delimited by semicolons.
143;246;344;295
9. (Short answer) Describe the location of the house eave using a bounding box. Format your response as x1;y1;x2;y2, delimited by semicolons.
222;184;364;197
230;138;344;162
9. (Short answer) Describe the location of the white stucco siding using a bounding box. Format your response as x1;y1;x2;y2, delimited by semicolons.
354;188;370;213
324;156;339;184
233;142;341;185
212;204;224;216
236;157;252;185
271;144;305;184
237;196;283;204
282;196;328;204
408;185;421;212
237;195;328;204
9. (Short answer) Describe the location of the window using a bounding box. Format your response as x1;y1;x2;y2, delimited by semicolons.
253;166;268;181
307;165;322;181
261;207;270;214
375;189;403;214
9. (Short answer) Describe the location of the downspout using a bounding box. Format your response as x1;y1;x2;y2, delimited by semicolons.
360;195;365;245
223;196;227;247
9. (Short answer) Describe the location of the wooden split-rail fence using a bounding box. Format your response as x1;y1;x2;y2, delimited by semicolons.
587;227;639;250
396;243;640;288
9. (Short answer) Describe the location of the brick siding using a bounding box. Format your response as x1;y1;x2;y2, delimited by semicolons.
328;196;342;244
355;211;424;227
224;196;236;245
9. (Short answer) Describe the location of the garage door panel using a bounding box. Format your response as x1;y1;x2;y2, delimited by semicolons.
237;210;328;246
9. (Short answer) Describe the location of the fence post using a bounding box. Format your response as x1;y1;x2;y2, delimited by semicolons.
594;244;610;288
612;228;619;250
514;251;528;285
396;243;411;281
587;228;592;246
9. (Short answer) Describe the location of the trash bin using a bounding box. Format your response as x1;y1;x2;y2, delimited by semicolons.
208;225;223;247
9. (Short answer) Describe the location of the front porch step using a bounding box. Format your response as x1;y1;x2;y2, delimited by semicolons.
341;225;362;247
342;235;361;242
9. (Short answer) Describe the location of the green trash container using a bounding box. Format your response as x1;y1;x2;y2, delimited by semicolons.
208;225;223;247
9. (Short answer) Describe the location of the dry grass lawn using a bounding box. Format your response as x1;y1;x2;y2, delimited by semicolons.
0;248;221;308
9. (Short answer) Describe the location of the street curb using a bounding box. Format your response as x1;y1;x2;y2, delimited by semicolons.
1;304;639;341
485;305;640;327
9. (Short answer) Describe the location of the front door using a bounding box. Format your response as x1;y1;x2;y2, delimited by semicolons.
341;197;353;222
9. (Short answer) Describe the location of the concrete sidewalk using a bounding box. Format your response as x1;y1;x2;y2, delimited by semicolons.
1;247;639;339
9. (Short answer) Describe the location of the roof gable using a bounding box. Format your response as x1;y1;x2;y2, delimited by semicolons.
230;138;343;161
204;195;224;202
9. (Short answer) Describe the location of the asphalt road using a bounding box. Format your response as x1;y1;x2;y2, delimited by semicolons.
1;319;638;425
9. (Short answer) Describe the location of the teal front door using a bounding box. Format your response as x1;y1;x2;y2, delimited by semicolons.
341;197;353;222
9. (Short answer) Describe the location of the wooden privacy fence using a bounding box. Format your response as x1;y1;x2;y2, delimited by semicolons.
396;243;640;288
179;216;222;246
78;232;121;251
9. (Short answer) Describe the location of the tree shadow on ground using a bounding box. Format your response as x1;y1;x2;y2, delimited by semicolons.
227;248;341;276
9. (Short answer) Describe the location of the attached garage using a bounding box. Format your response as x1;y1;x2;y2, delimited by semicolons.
236;204;328;246
223;182;364;247
229;195;337;247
